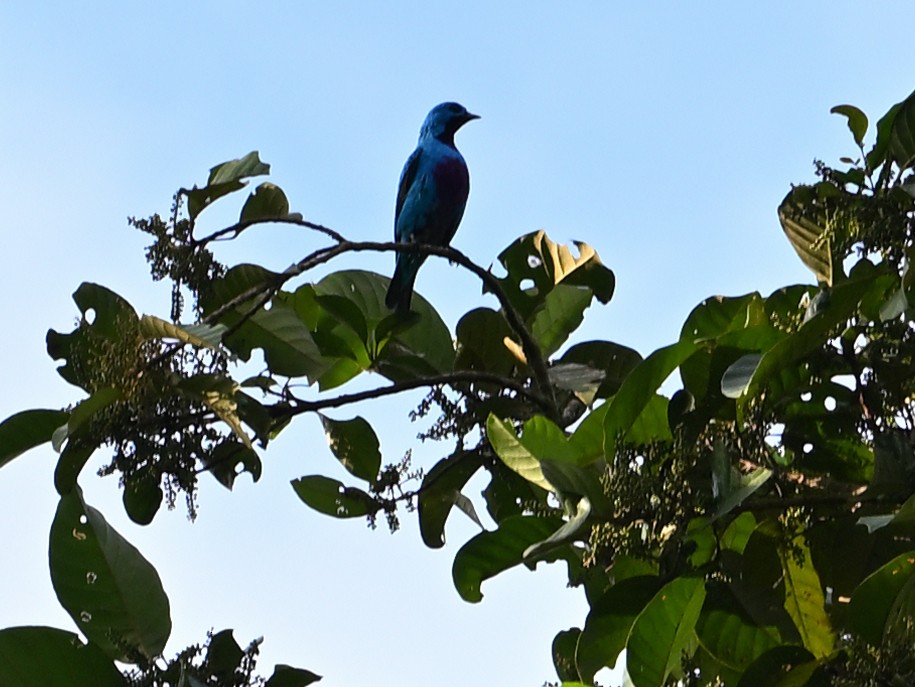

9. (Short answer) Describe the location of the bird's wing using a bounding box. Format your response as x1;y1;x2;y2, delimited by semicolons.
394;147;424;233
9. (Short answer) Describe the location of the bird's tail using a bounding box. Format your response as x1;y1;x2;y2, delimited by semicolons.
385;258;420;313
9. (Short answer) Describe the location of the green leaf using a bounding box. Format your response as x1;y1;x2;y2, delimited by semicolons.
0;409;68;469
185;151;270;220
529;284;593;358
866;101;903;172
558;340;643;399
452;514;564;602
486;414;552;491
889;89;915;171
307;270;454;379
319;414;382;483
524;496;591;562
54;442;96;495
626;576;706;687
454;307;517;377
714;467;772;520
848;549;915;645
735;645;815;687
552;627;582;683
696;586;781;672
576;576;662;681
418;450;484;548
603;340;699;459
779;538;833;658
830;104;868;147
0;626;127;687
122;467;163;525
240;182;291;222
265;664;323;687
49;489;172;662
291;475;377;518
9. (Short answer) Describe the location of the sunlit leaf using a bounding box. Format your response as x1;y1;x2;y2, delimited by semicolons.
626;576;706;687
779;538;834;658
240;182;291;222
830;104;868;147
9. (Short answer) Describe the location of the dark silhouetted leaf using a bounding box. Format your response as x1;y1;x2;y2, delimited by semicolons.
0;408;68;470
0;626;127;687
49;489;171;662
291;475;377;519
830;104;868;147
319;414;381;483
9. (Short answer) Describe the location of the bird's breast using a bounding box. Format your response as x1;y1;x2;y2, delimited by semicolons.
431;155;470;205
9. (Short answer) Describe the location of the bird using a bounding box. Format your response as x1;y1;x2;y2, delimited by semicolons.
385;102;479;313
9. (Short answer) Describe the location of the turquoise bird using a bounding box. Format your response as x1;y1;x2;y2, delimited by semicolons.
385;102;479;312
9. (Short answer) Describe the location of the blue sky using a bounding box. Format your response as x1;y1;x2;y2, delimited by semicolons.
2;3;914;685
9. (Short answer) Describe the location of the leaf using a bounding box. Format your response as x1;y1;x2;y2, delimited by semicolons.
240;182;291;222
779;538;834;658
735;645;815;687
0;409;68;470
291;475;377;519
454;307;517;377
524;497;591;562
49;489;172;662
558;340;643;399
452;514;564;602
138;315;225;352
830;104;868;147
201;387;252;449
889;89;915;171
316;270;455;378
265;664;323;687
847;549;915;645
777;186;832;286
0;626;127;687
866;101;902;172
696;586;781;672
46;283;139;392
626;576;706;687
529;284;593;358
721;353;763;399
576;576;662;681
552;627;582;683
122;467;163;525
603;340;699;459
489;230;615;320
185;151;270;220
203;440;262;490
319;414;381;483
206;629;244;682
486;414;552;491
418;450;484;548
714;467;772;520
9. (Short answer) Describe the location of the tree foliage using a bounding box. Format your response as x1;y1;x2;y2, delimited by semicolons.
4;88;915;686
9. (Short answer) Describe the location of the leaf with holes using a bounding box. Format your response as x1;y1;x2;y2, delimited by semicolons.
319;414;381;483
49;489;171;662
291;475;377;519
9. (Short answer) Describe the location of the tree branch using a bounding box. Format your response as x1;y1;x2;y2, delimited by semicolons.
272;370;553;420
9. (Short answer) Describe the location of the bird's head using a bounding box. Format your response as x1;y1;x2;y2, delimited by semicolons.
419;102;479;143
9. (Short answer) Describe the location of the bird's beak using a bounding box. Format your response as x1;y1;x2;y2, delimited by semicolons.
464;112;480;122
